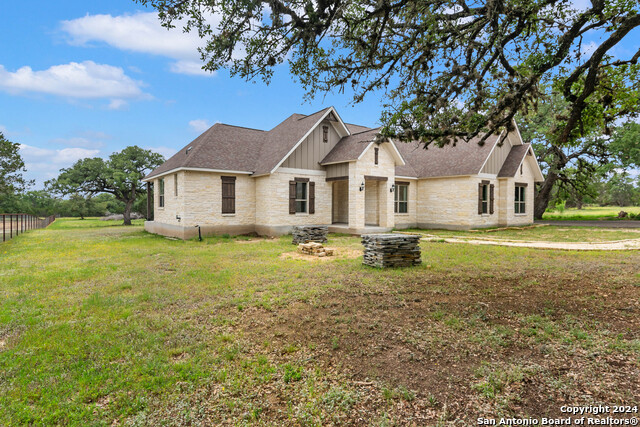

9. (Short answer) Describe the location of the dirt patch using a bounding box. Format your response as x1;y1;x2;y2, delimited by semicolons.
279;248;362;261
237;266;640;423
425;236;640;250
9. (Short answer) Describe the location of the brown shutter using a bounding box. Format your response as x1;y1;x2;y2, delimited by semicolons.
289;181;296;214
374;147;379;165
309;182;315;214
490;184;495;214
221;176;236;214
478;183;483;214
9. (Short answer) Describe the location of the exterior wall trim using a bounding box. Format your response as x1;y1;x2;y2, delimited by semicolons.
364;175;388;181
144;167;252;182
277;167;326;176
326;176;348;182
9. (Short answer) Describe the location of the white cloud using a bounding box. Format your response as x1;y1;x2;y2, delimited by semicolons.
189;119;212;133
107;99;129;110
170;60;215;77
61;12;217;76
50;136;104;149
19;144;100;165
0;61;146;100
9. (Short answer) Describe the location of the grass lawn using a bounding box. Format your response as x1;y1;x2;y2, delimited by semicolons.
403;225;640;242
1;218;639;425
542;205;640;220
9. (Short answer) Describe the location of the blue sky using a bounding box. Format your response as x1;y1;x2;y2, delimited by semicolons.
0;0;385;188
1;1;637;188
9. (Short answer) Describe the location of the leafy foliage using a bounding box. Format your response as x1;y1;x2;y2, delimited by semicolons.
47;146;163;224
136;0;640;148
0;132;31;195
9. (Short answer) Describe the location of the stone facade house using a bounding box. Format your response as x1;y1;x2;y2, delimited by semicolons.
143;107;544;239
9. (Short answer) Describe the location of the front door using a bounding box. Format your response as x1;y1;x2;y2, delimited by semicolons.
364;180;379;226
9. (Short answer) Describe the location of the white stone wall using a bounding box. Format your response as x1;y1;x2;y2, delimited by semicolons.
393;178;418;228
504;158;536;226
153;172;185;226
182;172;256;227
350;143;396;229
416;176;501;229
254;170;331;227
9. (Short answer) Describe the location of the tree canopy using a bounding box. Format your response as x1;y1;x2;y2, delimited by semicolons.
0;132;31;195
47;146;164;225
137;0;640;148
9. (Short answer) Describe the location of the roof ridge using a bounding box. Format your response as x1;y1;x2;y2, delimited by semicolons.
349;127;381;137
296;107;331;121
218;123;266;132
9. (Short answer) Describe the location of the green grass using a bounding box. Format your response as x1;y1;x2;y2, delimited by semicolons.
542;205;640;220
402;225;640;242
1;218;639;424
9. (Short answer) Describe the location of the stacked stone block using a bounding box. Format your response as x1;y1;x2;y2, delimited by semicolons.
361;234;422;268
292;225;329;244
297;242;335;257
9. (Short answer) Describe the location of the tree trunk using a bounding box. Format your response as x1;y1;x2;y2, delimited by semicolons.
123;200;133;225
576;196;583;210
534;172;559;219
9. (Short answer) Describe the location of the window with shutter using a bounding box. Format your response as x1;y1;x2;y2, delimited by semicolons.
221;176;236;214
290;178;311;213
374;147;379;165
478;181;489;214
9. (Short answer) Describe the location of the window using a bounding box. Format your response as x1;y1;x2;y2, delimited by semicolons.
481;184;488;214
174;174;178;197
515;184;526;214
222;176;236;214
374;147;379;165
322;125;329;142
394;183;409;213
520;163;523;175
478;181;494;215
295;182;307;212
158;178;165;208
289;179;315;214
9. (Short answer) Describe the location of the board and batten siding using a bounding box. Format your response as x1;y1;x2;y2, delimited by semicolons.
281;120;342;170
326;162;349;178
481;137;513;174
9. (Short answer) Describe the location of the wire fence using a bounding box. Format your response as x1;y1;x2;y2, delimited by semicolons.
1;214;56;243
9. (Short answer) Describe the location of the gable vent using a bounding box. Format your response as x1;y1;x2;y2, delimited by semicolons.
186;146;193;155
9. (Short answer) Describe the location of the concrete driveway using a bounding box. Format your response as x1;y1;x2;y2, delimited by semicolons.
536;220;640;228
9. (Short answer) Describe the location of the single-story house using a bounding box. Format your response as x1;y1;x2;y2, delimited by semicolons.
143;107;544;239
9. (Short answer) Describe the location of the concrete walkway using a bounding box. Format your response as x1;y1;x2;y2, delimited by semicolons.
536;220;640;228
422;235;640;251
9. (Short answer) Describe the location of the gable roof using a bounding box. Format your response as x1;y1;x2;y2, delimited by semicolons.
395;133;500;178
253;108;332;175
498;143;544;182
498;144;530;178
145;123;265;179
319;128;381;165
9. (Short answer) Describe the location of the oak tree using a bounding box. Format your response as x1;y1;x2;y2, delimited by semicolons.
47;146;164;225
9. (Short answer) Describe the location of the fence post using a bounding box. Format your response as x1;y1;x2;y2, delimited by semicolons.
2;215;4;242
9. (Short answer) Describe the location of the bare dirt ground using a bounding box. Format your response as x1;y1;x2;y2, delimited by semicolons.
423;235;640;250
233;254;640;424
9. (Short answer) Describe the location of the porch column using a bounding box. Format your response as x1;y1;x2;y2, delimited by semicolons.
348;170;365;231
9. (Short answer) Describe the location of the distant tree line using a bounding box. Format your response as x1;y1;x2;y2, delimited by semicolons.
0;131;163;223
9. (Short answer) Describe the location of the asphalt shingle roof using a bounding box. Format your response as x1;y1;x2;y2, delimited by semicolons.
498;144;531;177
145;108;506;181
